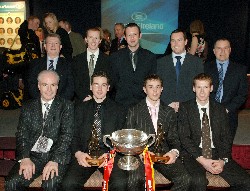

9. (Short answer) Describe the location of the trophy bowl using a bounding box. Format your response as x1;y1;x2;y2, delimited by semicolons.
103;129;155;170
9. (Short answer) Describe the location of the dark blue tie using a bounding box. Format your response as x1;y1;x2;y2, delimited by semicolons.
215;63;223;102
48;60;54;71
175;56;182;82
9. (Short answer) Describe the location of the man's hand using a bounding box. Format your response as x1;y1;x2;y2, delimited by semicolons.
164;151;177;164
42;161;58;180
196;156;223;174
98;153;108;168
19;158;35;180
168;102;179;112
75;151;92;167
83;95;92;102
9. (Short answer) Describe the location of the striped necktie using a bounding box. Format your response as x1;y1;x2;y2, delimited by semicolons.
215;63;223;102
94;104;102;140
48;60;54;71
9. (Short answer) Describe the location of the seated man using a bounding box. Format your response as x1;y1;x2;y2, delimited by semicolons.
62;71;126;191
178;73;250;191
108;74;191;191
5;70;74;191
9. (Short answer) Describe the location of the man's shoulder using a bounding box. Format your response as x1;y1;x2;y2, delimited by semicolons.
185;53;203;63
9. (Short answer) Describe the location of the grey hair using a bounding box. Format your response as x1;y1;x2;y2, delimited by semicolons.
37;70;60;83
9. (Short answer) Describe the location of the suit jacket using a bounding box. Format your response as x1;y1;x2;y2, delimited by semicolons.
204;61;248;128
178;99;233;160
125;99;180;153
69;31;86;57
110;37;127;54
72;51;110;102
15;96;74;164
28;57;74;100
71;98;126;155
110;47;157;107
157;53;203;105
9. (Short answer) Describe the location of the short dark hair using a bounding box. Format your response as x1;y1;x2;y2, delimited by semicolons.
214;38;231;48
170;29;187;40
91;71;110;85
143;74;163;87
114;23;124;29
193;73;212;86
124;23;141;36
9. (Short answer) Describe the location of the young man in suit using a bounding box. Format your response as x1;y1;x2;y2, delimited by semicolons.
157;29;203;112
110;23;127;54
62;71;126;191
5;70;74;191
204;38;248;140
72;27;110;104
59;19;86;57
110;23;157;109
109;74;191;191
28;33;74;100
178;73;250;191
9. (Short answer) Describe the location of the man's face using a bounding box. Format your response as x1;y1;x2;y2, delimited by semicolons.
125;26;141;49
38;73;58;102
193;80;213;105
91;76;110;102
114;24;124;39
85;30;101;52
213;40;231;62
45;37;62;57
143;79;163;102
31;18;40;31
170;32;187;54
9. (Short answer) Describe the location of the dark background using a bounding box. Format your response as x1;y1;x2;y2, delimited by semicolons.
4;0;250;71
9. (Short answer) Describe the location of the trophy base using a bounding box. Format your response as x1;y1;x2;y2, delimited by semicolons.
86;157;105;166
150;154;170;164
118;156;140;171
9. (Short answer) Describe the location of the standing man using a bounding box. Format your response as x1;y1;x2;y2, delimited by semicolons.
157;29;203;112
59;19;86;57
204;38;248;139
109;74;191;191
28;33;74;101
110;23;127;54
5;70;74;191
72;27;110;104
62;71;126;191
110;23;157;109
178;73;250;191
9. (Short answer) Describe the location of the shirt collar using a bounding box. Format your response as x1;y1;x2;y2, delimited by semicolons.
196;100;209;110
172;51;186;59
146;97;160;108
87;48;99;58
41;98;54;105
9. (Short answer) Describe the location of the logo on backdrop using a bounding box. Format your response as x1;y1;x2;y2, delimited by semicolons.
131;12;147;22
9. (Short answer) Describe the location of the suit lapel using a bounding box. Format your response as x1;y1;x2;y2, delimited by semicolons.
140;100;155;134
44;97;60;128
190;100;202;137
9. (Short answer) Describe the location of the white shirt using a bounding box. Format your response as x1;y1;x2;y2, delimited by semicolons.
41;98;54;117
172;51;186;66
47;56;59;70
197;101;215;148
87;48;99;69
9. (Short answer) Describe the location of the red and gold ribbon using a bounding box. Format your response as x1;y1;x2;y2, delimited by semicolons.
143;147;155;191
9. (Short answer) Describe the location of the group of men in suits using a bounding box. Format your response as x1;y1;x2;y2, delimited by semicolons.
4;21;250;191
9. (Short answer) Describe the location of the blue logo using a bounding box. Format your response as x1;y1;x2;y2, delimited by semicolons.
131;12;147;22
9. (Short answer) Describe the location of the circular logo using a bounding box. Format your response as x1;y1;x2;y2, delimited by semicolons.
131;12;147;22
2;99;9;108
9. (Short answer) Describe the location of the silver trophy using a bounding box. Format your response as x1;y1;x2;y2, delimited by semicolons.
103;129;155;170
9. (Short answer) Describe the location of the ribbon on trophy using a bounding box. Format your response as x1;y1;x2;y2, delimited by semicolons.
102;149;116;191
143;146;155;191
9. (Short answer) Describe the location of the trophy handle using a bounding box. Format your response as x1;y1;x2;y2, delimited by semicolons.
147;134;155;147
103;134;111;148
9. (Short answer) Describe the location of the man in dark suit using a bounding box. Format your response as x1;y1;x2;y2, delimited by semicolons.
72;27;110;104
110;23;157;109
178;73;250;191
28;33;74;100
110;23;127;54
5;70;74;191
157;29;203;112
62;71;126;191
204;38;248;139
59;19;86;57
109;74;191;191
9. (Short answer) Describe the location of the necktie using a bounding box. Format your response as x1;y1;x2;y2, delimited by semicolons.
175;56;182;82
201;108;212;159
117;38;121;48
131;52;136;71
89;54;95;78
43;103;50;124
94;104;102;140
215;63;223;102
48;60;54;71
149;106;157;133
